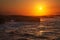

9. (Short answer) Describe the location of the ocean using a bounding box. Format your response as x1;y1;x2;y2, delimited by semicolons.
0;16;60;40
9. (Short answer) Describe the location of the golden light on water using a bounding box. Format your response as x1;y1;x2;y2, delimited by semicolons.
39;31;44;35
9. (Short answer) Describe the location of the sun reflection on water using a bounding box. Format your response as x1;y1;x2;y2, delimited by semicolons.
39;31;44;36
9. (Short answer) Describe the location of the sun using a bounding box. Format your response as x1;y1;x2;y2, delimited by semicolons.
35;5;47;16
39;6;43;10
39;6;46;16
32;4;50;16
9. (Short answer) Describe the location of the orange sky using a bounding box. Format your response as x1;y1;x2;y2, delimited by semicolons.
0;0;60;16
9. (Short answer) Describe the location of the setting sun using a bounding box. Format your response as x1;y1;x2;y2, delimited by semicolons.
39;6;47;16
32;4;50;16
39;6;43;10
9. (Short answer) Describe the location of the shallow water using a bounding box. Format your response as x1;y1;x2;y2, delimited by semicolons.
0;16;60;40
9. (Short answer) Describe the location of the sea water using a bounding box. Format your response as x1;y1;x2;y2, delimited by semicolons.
0;16;60;40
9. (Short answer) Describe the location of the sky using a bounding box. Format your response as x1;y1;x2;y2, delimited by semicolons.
0;0;60;16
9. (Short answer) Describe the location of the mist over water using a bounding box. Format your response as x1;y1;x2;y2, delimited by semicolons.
0;16;60;40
